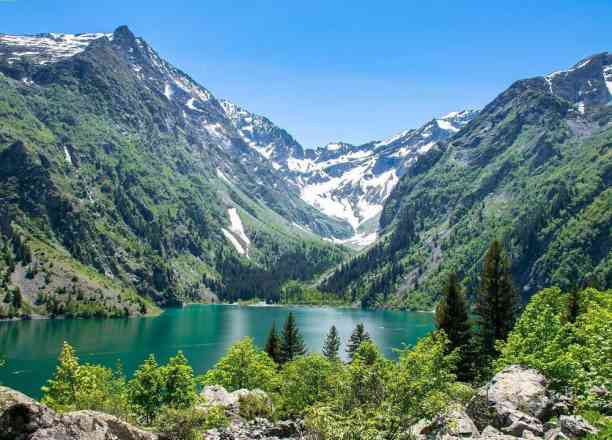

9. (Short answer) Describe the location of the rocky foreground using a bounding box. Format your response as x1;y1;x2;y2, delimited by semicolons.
0;365;601;439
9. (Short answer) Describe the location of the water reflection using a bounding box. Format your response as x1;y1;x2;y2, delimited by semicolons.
0;305;433;398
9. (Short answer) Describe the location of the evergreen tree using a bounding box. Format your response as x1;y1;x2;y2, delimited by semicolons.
264;321;281;363
347;323;371;360
435;272;473;380
280;312;306;363
322;325;341;361
475;240;519;359
12;288;22;309
566;289;580;323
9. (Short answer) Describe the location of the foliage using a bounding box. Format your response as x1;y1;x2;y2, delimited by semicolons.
346;323;371;360
41;342;130;418
201;337;279;392
496;287;612;411
435;272;473;381
264;321;282;364
475;240;519;360
127;354;165;423
279;354;337;418
238;392;274;420
280;312;306;363
155;403;227;440
322;325;341;362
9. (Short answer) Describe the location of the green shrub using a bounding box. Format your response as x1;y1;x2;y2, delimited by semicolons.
200;337;279;392
155;404;228;440
238;392;273;420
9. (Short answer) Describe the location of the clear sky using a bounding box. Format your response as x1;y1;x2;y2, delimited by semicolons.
2;1;611;147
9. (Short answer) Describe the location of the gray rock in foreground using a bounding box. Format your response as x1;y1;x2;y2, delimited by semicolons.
0;386;159;440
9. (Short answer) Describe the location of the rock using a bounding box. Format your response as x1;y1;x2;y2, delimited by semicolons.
479;425;516;439
544;428;569;440
204;417;301;439
407;408;478;440
202;385;240;410
467;365;554;432
0;386;160;440
500;410;544;437
559;415;598;438
262;419;302;438
201;385;271;420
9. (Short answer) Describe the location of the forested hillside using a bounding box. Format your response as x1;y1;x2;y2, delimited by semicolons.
0;27;350;318
321;52;612;310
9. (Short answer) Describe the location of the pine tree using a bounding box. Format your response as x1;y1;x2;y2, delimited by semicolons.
475;240;519;359
264;321;281;363
347;323;371;360
435;272;473;380
280;312;306;363
322;325;341;361
566;289;580;323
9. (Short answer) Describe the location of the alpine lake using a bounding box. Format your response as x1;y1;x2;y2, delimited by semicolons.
0;304;434;398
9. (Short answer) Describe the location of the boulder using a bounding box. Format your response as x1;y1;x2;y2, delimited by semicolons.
200;385;271;419
407;408;478;440
479;425;517;439
559;415;598;438
467;365;554;432
203;417;302;439
0;386;160;440
544;428;570;440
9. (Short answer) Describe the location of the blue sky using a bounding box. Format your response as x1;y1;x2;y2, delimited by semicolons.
2;1;611;147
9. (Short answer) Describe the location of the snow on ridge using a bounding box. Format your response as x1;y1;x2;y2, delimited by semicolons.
223;208;250;257
435;118;459;132
603;65;612;95
0;32;111;64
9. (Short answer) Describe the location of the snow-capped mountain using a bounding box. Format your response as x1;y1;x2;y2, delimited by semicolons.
542;52;612;113
222;102;478;245
0;27;477;247
0;26;354;247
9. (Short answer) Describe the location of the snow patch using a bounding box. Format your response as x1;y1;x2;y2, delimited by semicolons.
435;118;459;132
63;146;73;165
164;83;173;100
603;65;612;96
223;208;250;257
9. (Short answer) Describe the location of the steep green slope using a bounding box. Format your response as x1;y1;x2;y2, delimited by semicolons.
0;28;350;318
321;53;612;310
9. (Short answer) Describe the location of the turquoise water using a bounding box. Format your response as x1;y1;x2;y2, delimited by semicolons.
0;304;434;398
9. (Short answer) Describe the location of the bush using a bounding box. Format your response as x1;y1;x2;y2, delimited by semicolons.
279;354;337;417
200;337;279;392
238;392;274;420
155;404;228;440
496;287;612;411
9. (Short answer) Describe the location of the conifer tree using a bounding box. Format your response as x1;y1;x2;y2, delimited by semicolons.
322;325;341;361
475;240;519;359
280;312;306;363
566;289;580;323
435;272;473;380
264;321;281;363
347;323;371;360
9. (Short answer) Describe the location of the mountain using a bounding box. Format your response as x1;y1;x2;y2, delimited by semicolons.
320;52;612;309
221;98;477;244
0;26;352;318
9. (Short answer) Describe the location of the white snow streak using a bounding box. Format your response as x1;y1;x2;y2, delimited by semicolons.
63;146;73;165
223;208;250;257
